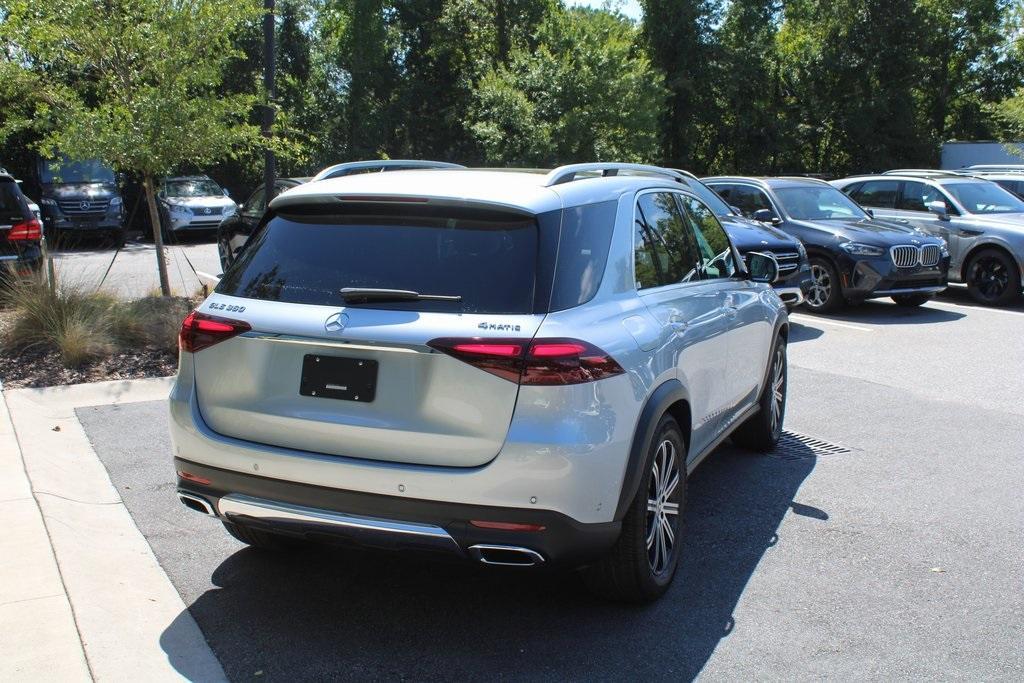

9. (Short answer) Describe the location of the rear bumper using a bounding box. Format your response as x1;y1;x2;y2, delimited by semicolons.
0;244;43;277
175;458;620;567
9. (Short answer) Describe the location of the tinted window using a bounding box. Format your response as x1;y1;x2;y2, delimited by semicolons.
942;182;1024;214
684;180;733;217
218;207;537;313
634;193;702;289
851;180;899;208
679;195;737;280
549;201;616;311
994;179;1024;200
1;179;30;222
898;181;927;211
711;184;773;217
241;187;266;215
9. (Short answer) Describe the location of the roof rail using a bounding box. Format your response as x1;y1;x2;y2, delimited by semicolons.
966;164;1024;171
882;169;959;177
312;159;465;182
543;163;686;187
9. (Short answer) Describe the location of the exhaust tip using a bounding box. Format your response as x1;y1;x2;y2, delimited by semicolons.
178;492;215;516
468;544;544;567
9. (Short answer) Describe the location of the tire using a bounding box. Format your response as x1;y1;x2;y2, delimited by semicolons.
804;257;844;313
222;520;297;551
583;415;686;603
965;248;1021;306
891;294;931;307
732;338;787;452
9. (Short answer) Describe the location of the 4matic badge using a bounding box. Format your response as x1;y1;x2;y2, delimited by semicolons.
478;321;521;332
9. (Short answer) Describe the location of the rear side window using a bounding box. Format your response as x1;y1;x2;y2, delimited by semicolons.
0;179;30;222
851;180;898;208
711;184;773;217
218;206;538;313
548;200;616;311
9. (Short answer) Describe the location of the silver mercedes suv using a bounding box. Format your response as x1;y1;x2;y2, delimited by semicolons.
170;163;789;602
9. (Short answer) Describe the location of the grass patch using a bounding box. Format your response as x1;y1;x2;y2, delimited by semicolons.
1;278;193;368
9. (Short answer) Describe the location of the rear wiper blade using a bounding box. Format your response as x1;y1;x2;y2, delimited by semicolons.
339;287;462;302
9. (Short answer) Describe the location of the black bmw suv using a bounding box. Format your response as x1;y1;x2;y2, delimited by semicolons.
704;176;950;312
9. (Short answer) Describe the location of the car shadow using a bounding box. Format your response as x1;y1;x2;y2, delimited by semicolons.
798;300;965;325
160;443;820;681
936;284;1024;313
788;321;825;343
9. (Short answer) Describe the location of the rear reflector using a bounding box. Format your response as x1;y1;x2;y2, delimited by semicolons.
7;217;42;241
427;337;624;385
179;311;251;353
470;520;546;532
177;470;212;485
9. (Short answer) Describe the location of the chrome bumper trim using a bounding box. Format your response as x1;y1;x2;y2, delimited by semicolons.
217;493;463;554
872;285;946;296
774;285;805;305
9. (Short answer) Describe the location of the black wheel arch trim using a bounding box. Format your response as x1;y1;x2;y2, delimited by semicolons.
614;379;690;521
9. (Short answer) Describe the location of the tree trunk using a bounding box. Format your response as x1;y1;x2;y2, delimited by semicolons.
143;175;171;297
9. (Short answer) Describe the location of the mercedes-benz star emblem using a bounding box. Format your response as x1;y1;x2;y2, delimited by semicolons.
324;312;349;333
80;201;91;211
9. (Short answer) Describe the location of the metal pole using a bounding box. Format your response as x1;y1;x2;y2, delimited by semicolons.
263;0;276;198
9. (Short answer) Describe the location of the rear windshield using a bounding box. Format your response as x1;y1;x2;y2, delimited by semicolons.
0;179;29;222
217;206;538;313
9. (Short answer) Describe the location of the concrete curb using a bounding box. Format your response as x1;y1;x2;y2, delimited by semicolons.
2;377;225;682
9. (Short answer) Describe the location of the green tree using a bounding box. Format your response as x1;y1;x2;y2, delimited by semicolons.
640;0;718;170
0;0;269;296
467;6;663;166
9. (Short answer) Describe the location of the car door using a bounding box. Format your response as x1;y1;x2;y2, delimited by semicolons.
633;190;733;459
678;193;769;416
890;181;967;265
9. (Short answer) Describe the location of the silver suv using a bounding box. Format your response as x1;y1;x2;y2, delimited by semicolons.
170;163;789;602
832;172;1024;305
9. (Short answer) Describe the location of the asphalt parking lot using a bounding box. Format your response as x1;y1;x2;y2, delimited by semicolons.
77;294;1024;681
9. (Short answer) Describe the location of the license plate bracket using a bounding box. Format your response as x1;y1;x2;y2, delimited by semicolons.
300;355;377;402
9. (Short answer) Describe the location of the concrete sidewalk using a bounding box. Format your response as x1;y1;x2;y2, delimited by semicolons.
0;378;224;682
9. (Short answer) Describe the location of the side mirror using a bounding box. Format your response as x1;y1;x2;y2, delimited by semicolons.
746;251;779;284
865;208;874;218
751;208;781;225
926;200;950;221
730;205;743;216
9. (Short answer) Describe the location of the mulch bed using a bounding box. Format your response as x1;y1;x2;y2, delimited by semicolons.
0;345;177;389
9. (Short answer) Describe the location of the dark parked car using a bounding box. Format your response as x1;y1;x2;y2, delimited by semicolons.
704;176;950;312
217;160;464;272
675;172;811;307
1;171;43;279
34;155;124;247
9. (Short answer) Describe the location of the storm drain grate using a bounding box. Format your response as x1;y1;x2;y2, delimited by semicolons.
768;431;854;461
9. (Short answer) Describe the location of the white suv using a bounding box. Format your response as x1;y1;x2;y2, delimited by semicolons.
171;163;789;602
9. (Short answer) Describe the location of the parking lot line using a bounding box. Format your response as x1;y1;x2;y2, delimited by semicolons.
928;300;1024;318
788;314;873;332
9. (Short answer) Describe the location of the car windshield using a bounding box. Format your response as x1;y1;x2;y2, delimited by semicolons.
774;186;868;220
164;178;224;198
40;158;115;185
941;182;1024;215
686;180;733;217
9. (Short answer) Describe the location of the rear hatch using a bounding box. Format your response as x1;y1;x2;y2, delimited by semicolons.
1;177;33;256
193;202;546;467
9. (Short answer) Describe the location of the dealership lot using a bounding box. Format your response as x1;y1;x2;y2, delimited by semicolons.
71;295;1024;681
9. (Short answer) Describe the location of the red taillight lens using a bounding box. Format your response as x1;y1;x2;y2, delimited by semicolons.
427;337;624;386
7;218;42;241
177;470;212;485
470;520;547;532
179;310;251;353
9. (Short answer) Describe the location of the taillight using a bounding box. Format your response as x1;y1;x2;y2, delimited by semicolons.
7;218;42;241
179;311;251;353
427;337;624;385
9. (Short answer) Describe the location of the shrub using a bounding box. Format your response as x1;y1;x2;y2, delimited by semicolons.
1;278;193;368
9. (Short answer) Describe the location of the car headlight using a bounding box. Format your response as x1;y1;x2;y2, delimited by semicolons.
840;242;885;257
109;197;122;207
935;236;949;255
40;198;57;207
222;204;237;217
167;202;192;216
795;240;807;259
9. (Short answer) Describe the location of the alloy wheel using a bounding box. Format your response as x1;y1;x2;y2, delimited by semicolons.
645;438;681;576
969;255;1009;301
807;264;832;309
769;346;786;436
